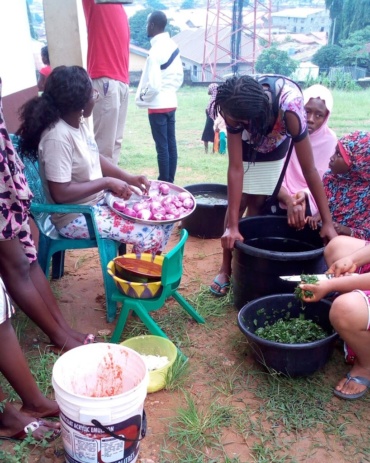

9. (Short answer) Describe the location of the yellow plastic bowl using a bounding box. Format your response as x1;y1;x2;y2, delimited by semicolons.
120;335;177;393
107;254;163;299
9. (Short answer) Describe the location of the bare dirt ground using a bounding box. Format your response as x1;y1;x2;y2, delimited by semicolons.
6;231;370;462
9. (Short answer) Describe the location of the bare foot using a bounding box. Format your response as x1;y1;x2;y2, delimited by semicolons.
210;272;230;296
0;405;60;441
20;397;59;419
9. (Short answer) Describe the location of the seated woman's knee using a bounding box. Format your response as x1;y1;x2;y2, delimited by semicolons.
329;292;366;330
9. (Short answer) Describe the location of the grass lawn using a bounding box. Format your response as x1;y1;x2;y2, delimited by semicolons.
121;85;370;186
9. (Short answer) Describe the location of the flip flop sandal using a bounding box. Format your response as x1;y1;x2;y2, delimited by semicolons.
333;373;370;400
0;420;61;442
83;333;97;344
209;277;230;297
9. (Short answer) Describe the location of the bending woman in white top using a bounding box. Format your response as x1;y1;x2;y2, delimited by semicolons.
17;65;173;255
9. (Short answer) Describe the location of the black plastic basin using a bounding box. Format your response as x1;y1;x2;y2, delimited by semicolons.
233;216;325;309
182;183;228;239
238;294;338;377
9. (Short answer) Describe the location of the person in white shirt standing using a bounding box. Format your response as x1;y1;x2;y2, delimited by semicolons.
135;11;184;183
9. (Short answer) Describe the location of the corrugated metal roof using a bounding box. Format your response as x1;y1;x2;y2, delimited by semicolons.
272;8;326;18
171;27;260;65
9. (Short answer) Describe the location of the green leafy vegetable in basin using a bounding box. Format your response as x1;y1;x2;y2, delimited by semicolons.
255;314;327;344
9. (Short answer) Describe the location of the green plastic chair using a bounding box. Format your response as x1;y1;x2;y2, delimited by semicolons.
110;229;205;343
10;134;121;322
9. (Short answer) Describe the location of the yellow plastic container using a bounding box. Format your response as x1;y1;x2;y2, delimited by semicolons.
120;336;177;393
107;254;164;299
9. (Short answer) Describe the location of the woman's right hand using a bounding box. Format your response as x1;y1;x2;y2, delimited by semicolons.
221;226;244;250
327;257;357;277
299;281;329;303
286;192;306;230
106;178;132;199
306;215;320;230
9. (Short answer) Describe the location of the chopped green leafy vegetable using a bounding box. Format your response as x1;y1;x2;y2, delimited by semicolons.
294;274;319;300
255;316;327;344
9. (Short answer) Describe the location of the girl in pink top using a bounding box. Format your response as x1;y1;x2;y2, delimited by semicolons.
278;84;337;228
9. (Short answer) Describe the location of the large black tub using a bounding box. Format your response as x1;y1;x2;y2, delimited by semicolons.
182;184;228;239
238;294;338;376
233;216;325;309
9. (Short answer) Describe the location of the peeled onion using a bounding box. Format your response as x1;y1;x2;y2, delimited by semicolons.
172;199;183;209
161;196;173;207
178;192;191;202
113;185;193;222
150;201;162;212
182;198;194;209
152;212;166;221
113;201;126;212
159;183;170;195
122;207;137;218
133;201;147;213
136;209;152;220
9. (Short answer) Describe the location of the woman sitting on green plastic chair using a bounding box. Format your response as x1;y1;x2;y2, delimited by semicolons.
0;76;95;352
17;65;174;256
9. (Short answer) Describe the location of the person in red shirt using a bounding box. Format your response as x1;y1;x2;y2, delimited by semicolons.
82;0;130;166
37;46;52;92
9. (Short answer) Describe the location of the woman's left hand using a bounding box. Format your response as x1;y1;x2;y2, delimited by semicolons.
319;221;337;244
333;222;351;236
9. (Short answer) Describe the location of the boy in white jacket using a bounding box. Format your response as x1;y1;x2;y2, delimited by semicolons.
135;11;184;183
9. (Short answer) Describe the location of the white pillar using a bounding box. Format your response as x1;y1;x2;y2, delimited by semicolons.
43;0;87;68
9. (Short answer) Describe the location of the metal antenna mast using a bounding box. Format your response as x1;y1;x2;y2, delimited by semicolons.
202;0;272;81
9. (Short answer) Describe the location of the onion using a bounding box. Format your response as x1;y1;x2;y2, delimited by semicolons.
161;196;173;207
152;206;166;216
122;207;137;218
152;212;166;221
150;195;162;203
172;199;182;209
170;209;181;219
178;192;191;202
136;209;152;220
150;200;162;212
133;201;146;212
165;214;176;220
164;204;176;214
159;183;170;195
182;198;194;209
113;201;126;212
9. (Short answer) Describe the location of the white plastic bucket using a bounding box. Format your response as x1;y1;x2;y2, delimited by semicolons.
52;343;148;463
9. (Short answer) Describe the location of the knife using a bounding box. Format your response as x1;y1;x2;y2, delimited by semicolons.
280;274;359;282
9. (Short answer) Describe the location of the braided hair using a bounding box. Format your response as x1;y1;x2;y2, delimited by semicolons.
213;75;272;145
17;65;92;154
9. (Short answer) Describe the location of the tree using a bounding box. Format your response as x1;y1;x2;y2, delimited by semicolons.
255;46;298;77
325;0;370;44
129;8;153;49
129;9;181;50
340;26;370;72
312;44;343;72
145;0;167;9
181;0;195;8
